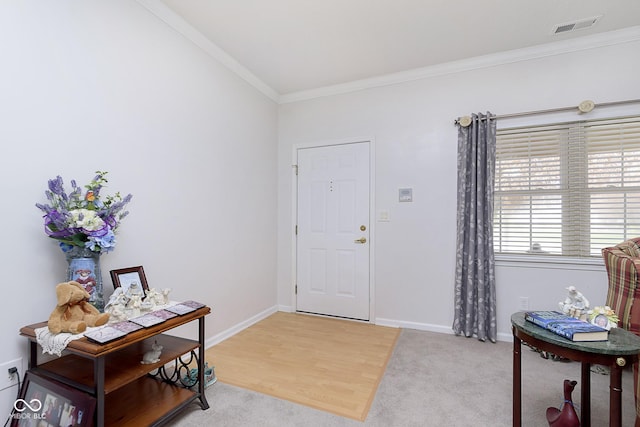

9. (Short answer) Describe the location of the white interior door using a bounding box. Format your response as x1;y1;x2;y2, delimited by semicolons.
296;142;370;320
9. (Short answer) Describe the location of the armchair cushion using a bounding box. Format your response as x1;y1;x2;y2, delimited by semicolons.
603;237;640;333
602;237;640;420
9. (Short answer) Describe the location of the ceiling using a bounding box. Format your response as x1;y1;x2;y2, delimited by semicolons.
158;0;640;96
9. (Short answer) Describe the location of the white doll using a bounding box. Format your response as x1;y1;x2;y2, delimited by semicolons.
128;294;142;318
107;305;127;323
559;286;590;319
146;288;164;307
105;287;127;311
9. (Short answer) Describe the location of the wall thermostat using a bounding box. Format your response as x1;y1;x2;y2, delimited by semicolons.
399;188;413;202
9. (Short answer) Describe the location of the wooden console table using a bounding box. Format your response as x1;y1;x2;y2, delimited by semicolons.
20;306;211;427
512;311;640;427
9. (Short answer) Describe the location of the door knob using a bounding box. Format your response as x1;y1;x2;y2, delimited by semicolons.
354;237;367;244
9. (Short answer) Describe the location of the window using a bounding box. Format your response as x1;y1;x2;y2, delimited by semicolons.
493;115;640;258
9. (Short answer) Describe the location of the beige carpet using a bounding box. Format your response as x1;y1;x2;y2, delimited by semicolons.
206;312;400;421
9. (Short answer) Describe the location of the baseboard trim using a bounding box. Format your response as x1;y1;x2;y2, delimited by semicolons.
277;304;295;313
205;305;278;349
375;317;451;334
206;308;513;348
375;317;512;343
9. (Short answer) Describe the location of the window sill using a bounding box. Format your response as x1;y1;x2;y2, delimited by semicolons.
495;254;606;272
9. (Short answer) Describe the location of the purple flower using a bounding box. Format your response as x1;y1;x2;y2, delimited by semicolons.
36;171;132;254
43;210;73;237
47;176;64;195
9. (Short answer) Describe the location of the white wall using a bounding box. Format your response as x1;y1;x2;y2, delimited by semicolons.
277;37;640;341
0;0;277;416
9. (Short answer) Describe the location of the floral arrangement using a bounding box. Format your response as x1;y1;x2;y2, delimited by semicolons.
36;171;132;254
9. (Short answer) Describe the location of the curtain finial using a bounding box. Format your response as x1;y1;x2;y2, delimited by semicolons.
578;100;595;113
458;116;472;127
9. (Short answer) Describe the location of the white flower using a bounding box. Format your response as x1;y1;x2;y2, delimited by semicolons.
70;209;105;231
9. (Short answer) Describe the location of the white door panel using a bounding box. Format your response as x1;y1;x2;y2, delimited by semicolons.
296;142;370;320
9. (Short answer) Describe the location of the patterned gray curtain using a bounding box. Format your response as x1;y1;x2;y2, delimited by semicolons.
452;112;497;342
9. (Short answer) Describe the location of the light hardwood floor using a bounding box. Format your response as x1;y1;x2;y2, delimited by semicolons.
206;312;400;421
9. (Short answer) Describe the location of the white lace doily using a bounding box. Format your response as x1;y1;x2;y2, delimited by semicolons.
35;327;87;357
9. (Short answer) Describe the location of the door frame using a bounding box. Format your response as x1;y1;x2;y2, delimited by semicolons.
291;137;376;322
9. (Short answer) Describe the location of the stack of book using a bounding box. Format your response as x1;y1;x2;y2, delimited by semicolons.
525;310;608;342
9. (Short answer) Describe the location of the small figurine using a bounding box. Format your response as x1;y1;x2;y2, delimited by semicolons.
141;341;163;364
546;379;580;427
182;362;217;388
589;306;619;331
140;300;154;312
127;281;144;298
105;287;128;311
128;294;142;318
107;305;128;323
559;286;590;319
162;288;172;305
146;288;165;307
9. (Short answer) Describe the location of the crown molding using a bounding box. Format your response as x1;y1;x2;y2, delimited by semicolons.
279;26;640;104
135;0;280;103
133;2;640;107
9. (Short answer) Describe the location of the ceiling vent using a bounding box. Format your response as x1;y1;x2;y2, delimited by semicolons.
552;15;602;35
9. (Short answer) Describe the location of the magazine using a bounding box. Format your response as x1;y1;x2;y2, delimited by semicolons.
152;309;178;320
110;321;143;334
84;326;127;344
180;300;205;309
165;300;206;316
129;313;166;328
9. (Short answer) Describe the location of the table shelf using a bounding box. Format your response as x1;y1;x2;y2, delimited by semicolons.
104;376;197;427
34;334;199;394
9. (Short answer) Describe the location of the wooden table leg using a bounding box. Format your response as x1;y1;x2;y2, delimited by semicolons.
198;316;210;409
581;362;591;427
29;341;38;369
95;356;105;427
513;331;521;427
610;363;623;427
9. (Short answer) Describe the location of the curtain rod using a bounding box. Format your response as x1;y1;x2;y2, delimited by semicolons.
454;98;640;126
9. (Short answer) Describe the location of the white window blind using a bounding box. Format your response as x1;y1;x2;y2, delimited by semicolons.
494;115;640;257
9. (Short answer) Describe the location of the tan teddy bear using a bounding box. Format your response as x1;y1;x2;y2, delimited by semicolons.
48;281;110;334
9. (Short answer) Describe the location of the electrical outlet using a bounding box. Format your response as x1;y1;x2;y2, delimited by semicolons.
519;297;530;311
0;358;23;391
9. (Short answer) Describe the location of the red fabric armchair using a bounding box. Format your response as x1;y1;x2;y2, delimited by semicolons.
602;237;640;421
